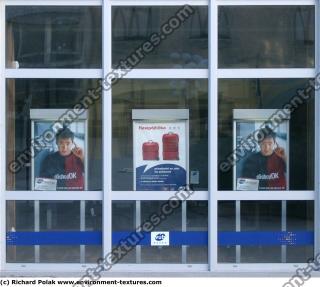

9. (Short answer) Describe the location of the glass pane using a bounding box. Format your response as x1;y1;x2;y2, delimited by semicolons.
186;201;208;263
6;79;102;191
218;201;314;263
112;6;208;68
112;201;136;263
141;201;182;263
218;201;236;263
218;79;314;191
112;79;208;191
241;201;282;263
6;201;35;263
39;201;80;263
85;201;102;263
6;6;102;68
286;201;314;263
218;6;315;68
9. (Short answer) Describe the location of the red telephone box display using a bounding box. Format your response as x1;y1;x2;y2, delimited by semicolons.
162;132;179;160
142;141;159;160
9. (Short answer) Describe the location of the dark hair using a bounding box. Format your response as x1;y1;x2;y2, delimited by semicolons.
56;127;74;143
258;126;276;144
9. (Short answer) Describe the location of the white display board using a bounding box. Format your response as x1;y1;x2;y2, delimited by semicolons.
132;109;189;191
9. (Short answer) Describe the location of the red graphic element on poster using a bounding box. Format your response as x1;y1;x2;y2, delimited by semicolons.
162;132;179;160
142;141;159;160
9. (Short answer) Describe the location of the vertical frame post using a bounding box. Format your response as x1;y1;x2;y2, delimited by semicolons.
0;0;6;271
209;0;218;272
103;0;113;267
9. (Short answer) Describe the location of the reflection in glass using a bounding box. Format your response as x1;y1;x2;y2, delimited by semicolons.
112;79;208;191
241;201;282;263
112;6;208;68
112;201;136;263
218;201;236;263
187;201;208;263
6;201;35;263
6;79;102;191
141;201;182;263
218;6;314;68
286;201;314;263
39;201;79;263
218;79;314;191
6;6;102;68
218;201;314;263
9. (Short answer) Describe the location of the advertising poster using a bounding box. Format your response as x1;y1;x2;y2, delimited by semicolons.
133;118;188;191
31;109;87;191
234;109;290;191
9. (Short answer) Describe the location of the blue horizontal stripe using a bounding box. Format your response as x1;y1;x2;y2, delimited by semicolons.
6;231;102;246
6;231;314;246
218;231;314;246
112;231;208;246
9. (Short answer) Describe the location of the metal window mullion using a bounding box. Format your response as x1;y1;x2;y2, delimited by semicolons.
102;0;112;268
209;0;218;272
281;201;287;263
5;191;103;201
182;201;187;264
35;200;40;263
110;0;209;6
216;0;316;6
217;68;315;79
4;69;102;79
4;0;102;6
136;201;141;264
315;0;320;265
80;201;86;264
235;201;241;264
0;0;6;271
112;69;208;79
110;191;209;201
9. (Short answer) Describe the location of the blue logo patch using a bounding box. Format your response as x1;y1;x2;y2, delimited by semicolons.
155;233;166;241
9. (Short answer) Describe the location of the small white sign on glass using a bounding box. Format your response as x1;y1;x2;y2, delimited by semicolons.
34;177;57;191
151;231;170;246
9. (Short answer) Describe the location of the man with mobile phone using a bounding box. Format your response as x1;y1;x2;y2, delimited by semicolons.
39;126;85;190
241;126;287;190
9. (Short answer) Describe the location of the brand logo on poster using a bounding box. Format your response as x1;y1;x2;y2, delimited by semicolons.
151;232;170;246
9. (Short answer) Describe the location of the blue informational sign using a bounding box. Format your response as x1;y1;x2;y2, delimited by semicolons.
136;164;186;191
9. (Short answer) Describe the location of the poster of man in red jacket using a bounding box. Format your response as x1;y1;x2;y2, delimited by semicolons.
239;126;287;190
234;109;289;191
34;125;85;191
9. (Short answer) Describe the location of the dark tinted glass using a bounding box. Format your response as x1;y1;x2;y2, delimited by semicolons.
6;6;102;68
218;6;315;68
112;6;208;68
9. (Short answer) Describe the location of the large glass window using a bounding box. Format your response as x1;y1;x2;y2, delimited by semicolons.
6;79;102;191
186;201;208;263
112;201;137;263
112;6;208;68
112;200;208;264
6;6;102;68
218;6;315;68
112;79;208;191
218;201;314;263
6;200;102;263
6;201;35;263
218;79;314;191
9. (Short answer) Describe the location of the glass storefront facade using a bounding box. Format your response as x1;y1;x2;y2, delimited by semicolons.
0;0;319;274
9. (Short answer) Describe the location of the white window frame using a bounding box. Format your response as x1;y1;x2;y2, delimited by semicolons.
0;0;209;273
210;0;319;272
0;0;319;275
